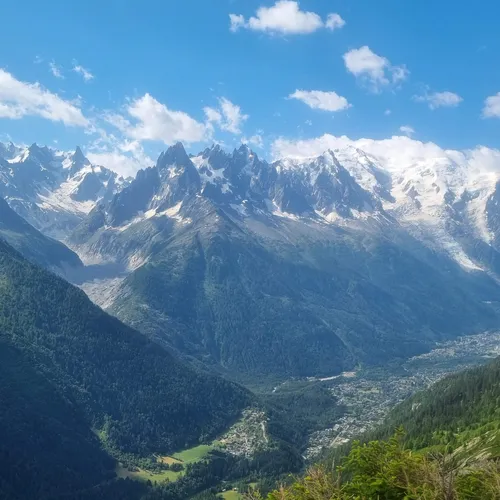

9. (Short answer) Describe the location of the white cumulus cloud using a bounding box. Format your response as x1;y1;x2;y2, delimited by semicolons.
203;106;223;124
288;89;351;112
230;1;344;35
271;134;500;178
325;13;345;30
0;68;88;127
272;134;440;165
242;134;264;148
107;93;207;145
343;46;408;92
483;92;500;118
229;14;246;32
87;150;147;178
414;90;463;109
87;139;154;178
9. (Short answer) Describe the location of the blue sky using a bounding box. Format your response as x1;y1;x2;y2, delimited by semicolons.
0;0;499;175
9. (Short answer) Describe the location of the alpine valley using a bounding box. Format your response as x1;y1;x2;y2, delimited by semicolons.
3;139;500;498
3;140;500;380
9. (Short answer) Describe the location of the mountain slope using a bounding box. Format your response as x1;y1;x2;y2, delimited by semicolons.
0;339;116;500
0;197;83;274
0;239;250;457
372;355;500;458
70;143;500;378
110;211;500;377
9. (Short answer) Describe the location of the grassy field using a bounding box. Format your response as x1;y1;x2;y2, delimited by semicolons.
156;455;183;465
115;464;181;483
220;481;258;499
115;443;217;484
221;491;242;500
172;444;214;463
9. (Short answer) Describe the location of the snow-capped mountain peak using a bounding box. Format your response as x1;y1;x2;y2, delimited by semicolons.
0;141;23;161
5;140;500;276
103;142;500;275
0;141;128;238
64;146;91;176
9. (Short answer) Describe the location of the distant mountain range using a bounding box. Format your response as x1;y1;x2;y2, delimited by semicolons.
3;141;500;378
0;142;129;239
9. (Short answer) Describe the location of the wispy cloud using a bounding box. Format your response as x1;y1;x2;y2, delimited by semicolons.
49;61;64;79
288;89;351;112
72;62;94;82
242;134;264;148
414;90;463;109
205;97;248;134
87;136;154;178
399;125;415;137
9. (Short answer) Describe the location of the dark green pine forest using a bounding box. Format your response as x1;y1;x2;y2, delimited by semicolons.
371;354;500;455
0;238;250;499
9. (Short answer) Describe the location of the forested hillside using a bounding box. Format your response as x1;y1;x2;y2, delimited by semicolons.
256;431;500;499
371;355;500;455
0;339;116;499
107;205;500;379
0;239;251;497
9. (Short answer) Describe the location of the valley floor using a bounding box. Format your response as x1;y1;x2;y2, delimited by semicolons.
272;330;500;459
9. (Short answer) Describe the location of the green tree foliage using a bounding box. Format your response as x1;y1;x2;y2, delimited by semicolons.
370;356;500;453
0;340;115;499
264;382;346;450
252;432;500;499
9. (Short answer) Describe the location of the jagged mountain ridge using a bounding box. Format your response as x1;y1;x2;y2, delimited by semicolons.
70;141;500;274
4;140;500;274
0;142;130;239
68;141;500;283
64;142;500;378
70;143;390;262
